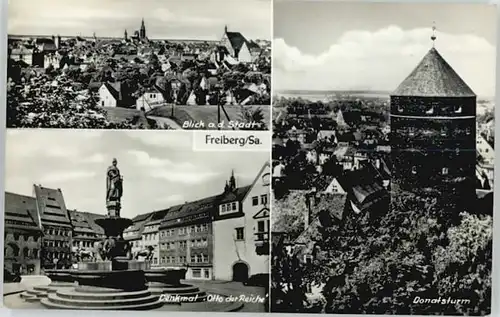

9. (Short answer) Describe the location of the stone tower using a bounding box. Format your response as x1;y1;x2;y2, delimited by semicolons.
390;31;476;191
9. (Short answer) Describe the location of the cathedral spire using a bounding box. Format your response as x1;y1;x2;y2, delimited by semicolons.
431;22;437;48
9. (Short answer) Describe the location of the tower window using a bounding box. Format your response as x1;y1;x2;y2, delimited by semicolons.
442;167;449;175
411;166;417;175
408;127;415;137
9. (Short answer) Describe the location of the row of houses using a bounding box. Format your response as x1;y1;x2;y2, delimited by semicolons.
4;163;270;282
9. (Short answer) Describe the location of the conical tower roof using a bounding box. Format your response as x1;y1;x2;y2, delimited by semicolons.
392;47;475;98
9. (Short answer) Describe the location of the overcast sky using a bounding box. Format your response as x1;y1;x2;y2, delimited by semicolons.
5;130;269;219
8;0;271;40
274;1;497;97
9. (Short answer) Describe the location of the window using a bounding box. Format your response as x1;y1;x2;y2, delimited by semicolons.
304;255;313;265
260;194;268;205
153;257;157;264
161;257;165;264
442;167;449;175
190;255;196;263
257;220;265;233
231;202;237;210
204;269;210;279
252;196;259;206
192;269;201;278
411;166;417;175
235;227;244;240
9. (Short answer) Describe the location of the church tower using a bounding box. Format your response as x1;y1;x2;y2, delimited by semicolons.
124;29;128;41
390;26;476;191
140;18;146;40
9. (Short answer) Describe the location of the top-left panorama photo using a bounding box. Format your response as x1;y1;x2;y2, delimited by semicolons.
6;0;271;130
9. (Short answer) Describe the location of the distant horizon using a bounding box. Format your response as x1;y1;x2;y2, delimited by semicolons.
275;89;495;100
8;0;271;42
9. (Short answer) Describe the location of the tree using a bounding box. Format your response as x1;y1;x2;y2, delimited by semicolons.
272;186;492;315
239;106;267;130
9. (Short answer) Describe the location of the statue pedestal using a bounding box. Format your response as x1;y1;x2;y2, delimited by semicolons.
78;261;112;271
95;217;131;238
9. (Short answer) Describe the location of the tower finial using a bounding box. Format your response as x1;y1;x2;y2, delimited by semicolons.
431;21;437;48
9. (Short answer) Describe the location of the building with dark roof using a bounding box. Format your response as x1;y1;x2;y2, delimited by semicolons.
390;34;476;192
69;210;105;263
220;25;254;63
33;185;73;269
158;193;216;280
123;211;155;257
4;192;43;275
212;163;270;281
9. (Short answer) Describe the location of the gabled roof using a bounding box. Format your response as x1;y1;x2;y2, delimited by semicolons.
225;31;248;53
5;192;42;232
336;169;386;207
33;185;72;228
103;82;123;101
392;47;476;97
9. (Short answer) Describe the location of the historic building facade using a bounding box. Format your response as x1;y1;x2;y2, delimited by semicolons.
390;44;476;192
33;185;73;269
4;192;43;275
141;218;161;266
159;199;213;280
212;163;271;281
70;210;104;263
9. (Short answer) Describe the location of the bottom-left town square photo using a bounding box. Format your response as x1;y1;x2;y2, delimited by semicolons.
2;129;270;312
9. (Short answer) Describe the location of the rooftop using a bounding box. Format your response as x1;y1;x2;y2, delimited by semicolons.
392;47;476;98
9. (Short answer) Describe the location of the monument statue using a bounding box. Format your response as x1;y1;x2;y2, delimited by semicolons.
106;158;123;202
106;158;123;217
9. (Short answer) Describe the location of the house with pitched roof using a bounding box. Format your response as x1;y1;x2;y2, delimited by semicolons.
135;86;167;111
98;82;131;108
33;185;73;269
4;192;43;275
212;163;271;281
220;25;254;63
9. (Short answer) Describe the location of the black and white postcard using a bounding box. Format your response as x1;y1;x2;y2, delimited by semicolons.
6;0;271;130
3;130;270;311
271;1;495;315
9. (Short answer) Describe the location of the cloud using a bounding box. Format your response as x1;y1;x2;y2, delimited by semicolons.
125;132;193;149
127;150;175;168
126;150;215;184
151;8;222;27
273;25;496;96
86;153;106;164
156;194;185;205
152;170;218;185
39;170;96;183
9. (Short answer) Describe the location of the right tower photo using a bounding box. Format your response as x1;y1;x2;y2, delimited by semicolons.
271;1;495;315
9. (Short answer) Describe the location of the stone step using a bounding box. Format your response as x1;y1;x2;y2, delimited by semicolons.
33;286;50;292
40;297;164;310
149;287;202;295
47;293;159;308
56;288;152;301
25;288;48;297
20;292;36;300
25;296;42;303
74;285;128;293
